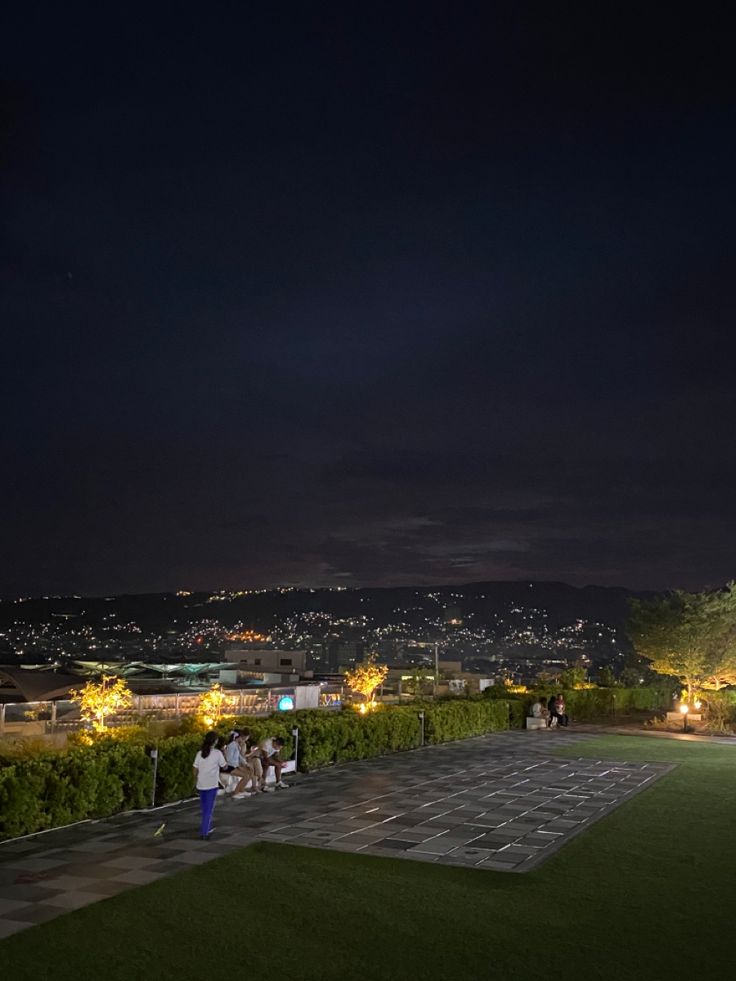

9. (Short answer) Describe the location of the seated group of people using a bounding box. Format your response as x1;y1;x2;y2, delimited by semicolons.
220;729;290;798
530;694;569;728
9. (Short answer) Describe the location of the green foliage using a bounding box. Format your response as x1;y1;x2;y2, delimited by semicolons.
403;668;433;696
481;684;523;700
0;741;152;840
559;664;588;689
290;706;421;770
519;686;672;722
628;584;736;693
155;734;202;802
596;665;617;687
700;690;736;733
507;699;526;728
0;737;65;763
422;698;511;742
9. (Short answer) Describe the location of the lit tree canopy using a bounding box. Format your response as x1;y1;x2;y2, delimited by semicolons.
197;683;227;726
70;675;133;731
344;655;388;703
627;584;736;696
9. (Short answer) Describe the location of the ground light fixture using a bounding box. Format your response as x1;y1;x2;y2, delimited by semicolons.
680;702;689;732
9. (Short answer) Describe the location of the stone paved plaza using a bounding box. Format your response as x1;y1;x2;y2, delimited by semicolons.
0;729;673;939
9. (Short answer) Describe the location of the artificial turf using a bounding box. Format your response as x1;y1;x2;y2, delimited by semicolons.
3;735;734;981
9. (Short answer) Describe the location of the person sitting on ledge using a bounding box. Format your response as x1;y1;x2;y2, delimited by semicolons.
551;694;569;728
236;729;264;794
259;735;290;790
531;698;549;725
223;730;258;799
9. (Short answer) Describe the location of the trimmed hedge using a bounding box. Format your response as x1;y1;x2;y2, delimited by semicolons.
516;687;673;722
423;699;512;744
0;742;151;840
0;700;517;841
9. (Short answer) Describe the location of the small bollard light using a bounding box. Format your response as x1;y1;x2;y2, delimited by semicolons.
418;710;425;747
679;703;689;733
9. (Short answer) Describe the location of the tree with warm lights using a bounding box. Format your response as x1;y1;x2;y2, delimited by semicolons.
344;655;388;704
70;675;133;731
197;682;227;726
628;584;736;698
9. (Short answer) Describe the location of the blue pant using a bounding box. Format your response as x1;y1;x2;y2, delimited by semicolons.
199;787;218;837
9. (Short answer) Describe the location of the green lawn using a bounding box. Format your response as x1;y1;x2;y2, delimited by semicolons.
4;735;734;981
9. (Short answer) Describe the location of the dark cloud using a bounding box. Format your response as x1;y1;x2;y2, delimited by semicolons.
1;7;734;596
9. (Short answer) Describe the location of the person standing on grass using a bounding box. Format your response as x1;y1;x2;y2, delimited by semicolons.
193;731;227;838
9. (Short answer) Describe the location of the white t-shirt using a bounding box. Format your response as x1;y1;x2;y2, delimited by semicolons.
193;749;227;790
260;738;277;759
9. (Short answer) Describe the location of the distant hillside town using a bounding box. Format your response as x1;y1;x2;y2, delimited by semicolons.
0;581;650;701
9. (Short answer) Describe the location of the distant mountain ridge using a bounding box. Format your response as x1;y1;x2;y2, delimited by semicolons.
0;580;651;633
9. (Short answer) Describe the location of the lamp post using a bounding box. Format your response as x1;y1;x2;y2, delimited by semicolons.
679;702;689;733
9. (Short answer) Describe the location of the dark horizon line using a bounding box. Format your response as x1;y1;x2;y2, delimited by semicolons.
0;577;666;604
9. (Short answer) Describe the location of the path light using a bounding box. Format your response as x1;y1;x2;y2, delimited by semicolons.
680;702;689;732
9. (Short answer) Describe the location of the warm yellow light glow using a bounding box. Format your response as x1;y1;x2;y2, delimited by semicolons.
226;630;271;643
345;656;388;704
197;684;226;727
356;700;378;715
70;675;133;731
679;703;689;714
694;700;702;710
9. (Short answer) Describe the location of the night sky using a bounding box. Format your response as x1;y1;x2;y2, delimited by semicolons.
2;7;735;597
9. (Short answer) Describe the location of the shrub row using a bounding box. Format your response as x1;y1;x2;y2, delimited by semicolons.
274;698;516;771
515;686;673;721
0;700;517;841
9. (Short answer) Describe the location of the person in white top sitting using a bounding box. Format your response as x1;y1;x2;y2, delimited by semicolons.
193;731;227;839
259;735;290;790
531;698;549;724
223;730;259;799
